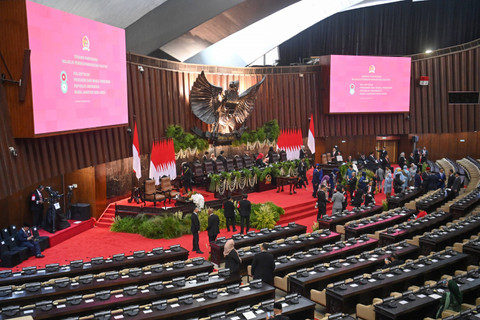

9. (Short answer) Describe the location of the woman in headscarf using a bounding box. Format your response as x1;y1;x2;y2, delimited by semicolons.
383;168;393;196
436;279;462;318
224;239;241;276
402;165;410;191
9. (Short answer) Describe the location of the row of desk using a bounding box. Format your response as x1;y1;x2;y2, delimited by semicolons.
387;188;423;209
344;208;416;238
210;223;307;265
374;267;480;320
318;205;383;231
325;249;469;314
449;188;480;219
416;189;453;213
0;245;189;287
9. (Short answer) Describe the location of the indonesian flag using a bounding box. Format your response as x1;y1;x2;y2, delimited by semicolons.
149;139;177;185
132;122;142;180
277;129;303;160
308;114;315;154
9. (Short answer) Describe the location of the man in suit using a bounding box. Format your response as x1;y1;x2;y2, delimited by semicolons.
266;302;290;320
217;150;227;167
238;194;251;234
447;169;456;189
452;172;462;196
223;196;236;232
421;146;429;163
316;185;328;220
251;243;275;285
206;208;220;242
17;223;44;258
191;208;203;254
30;185;45;228
377;146;388;160
312;164;320;198
382;253;404;268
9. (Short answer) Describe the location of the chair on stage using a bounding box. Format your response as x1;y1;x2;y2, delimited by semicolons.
141;179;166;207
279;150;287;162
225;158;235;171
272;153;280;163
204;161;215;175
159;177;181;203
234;156;244;170
326;152;332;163
242;155;253;168
321;153;328;164
192;162;206;185
215;160;226;173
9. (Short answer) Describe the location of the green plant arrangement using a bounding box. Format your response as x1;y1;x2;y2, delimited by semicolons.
111;202;284;240
381;199;389;211
233;119;280;146
166;124;209;153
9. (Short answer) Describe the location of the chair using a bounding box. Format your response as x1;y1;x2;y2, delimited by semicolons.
141;179;166;207
356;298;382;320
159;177;180;203
192;162;205;185
321;154;328;164
242;155;253;168
279;151;287;162
5;236;29;261
225;158;235;171
0;239;22;267
234;156;244;170
204;161;215;175
215;160;225;173
272;153;280;163
1;228;10;241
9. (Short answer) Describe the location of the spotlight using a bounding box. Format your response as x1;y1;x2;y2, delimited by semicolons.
425;49;433;54
9;147;18;157
137;66;144;73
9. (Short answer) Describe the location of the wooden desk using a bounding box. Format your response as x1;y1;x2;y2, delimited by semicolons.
344;209;416;239
462;238;480;265
0;246;189;287
387;188;423;209
379;211;453;246
223;296;316;320
288;243;419;297
415;189;453;213
419;214;480;255
16;273;241;320
374;269;480;320
276;176;297;194
273;237;378;277
238;231;341;274
210;224;307;265
449;190;480;219
318;205;383;231
0;260;214;307
325;251;468;314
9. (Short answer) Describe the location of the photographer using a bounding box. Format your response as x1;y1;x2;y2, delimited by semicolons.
45;186;70;233
17;223;44;258
29;185;45;228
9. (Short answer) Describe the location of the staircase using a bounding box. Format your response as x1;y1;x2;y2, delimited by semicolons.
278;201;318;224
96;203;116;228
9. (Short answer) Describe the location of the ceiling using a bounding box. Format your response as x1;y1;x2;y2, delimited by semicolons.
29;0;424;66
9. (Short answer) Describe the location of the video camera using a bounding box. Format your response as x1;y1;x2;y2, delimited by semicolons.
45;186;63;201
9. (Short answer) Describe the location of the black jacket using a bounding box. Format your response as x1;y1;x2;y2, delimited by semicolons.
30;189;44;211
225;250;241;274
251;251;275;285
207;214;220;238
190;212;200;233
238;199;251;217
317;190;327;210
223;200;235;218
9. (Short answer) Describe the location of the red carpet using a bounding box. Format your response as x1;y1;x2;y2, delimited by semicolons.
2;167;391;272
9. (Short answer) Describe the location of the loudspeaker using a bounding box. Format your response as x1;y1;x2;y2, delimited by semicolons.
411;135;419;143
71;203;91;221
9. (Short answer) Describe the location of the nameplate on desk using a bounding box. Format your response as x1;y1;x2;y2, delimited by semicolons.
231;317;241;320
170;303;180;308
290;258;296;261
467;278;475;282
121;275;128;279
14;291;24;295
417;264;425;268
306;254;312;258
186;264;194;267
143;309;152;314
242;287;251;291
386;274;394;278
342;263;350;266
403;269;411;272
97;278;105;282
141;289;149;293
350;283;358;287
165;250;171;253
147;253;153;256
24;310;33;314
197;298;205;302
44;286;53;290
85;299;94;303
114;315;124;319
256;309;265;314
275;262;280;265
429;294;442;299
243;311;256;319
309;271;316;275
166;268;173;271
56;304;66;309
115;294;124;298
37;270;45;274
327;267;334;271
13;273;21;277
417;294;426;298
368;279;376;282
399;300;408;305
166;285;174;288
71;282;79;286
432;259;438;263
220;292;228;296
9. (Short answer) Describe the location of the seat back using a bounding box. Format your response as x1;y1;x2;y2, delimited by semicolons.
160;177;173;192
1;228;10;240
204;162;214;175
192;162;204;177
272;153;280;163
6;236;18;250
322;154;328;164
234;157;244;170
242;155;253;168
225;158;235;171
9;225;18;237
144;179;156;194
279;151;287;162
326;153;332;162
215;160;225;173
31;226;41;238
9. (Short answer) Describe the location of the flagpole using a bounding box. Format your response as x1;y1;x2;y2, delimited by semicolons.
128;118;141;204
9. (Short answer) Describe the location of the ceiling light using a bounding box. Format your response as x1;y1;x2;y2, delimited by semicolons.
425;49;433;54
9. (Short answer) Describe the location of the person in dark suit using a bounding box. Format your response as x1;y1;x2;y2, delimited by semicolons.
202;151;209;163
299;145;306;159
414;169;423;188
30;185;45;228
421;146;429;163
377;146;388;160
408;152;415;166
17;223;44;258
206;208;220;242
382;253;404;268
316;185;327;220
251;243;275;285
224;239;241;276
447;169;455;189
267;146;276;164
452;172;462;196
297;158;307;190
181;163;193;193
217;150;227;167
191;208;202;254
312;164;321;198
222;196;236;232
352;187;365;207
267;302;290;320
238;194;251;234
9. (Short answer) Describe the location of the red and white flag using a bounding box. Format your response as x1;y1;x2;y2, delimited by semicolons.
307;114;315;154
149;138;177;185
132;122;142;180
277;129;303;160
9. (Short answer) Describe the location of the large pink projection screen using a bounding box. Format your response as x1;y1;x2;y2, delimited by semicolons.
26;1;128;135
329;55;411;113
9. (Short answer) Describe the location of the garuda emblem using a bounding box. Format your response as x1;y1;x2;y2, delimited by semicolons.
190;71;265;138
